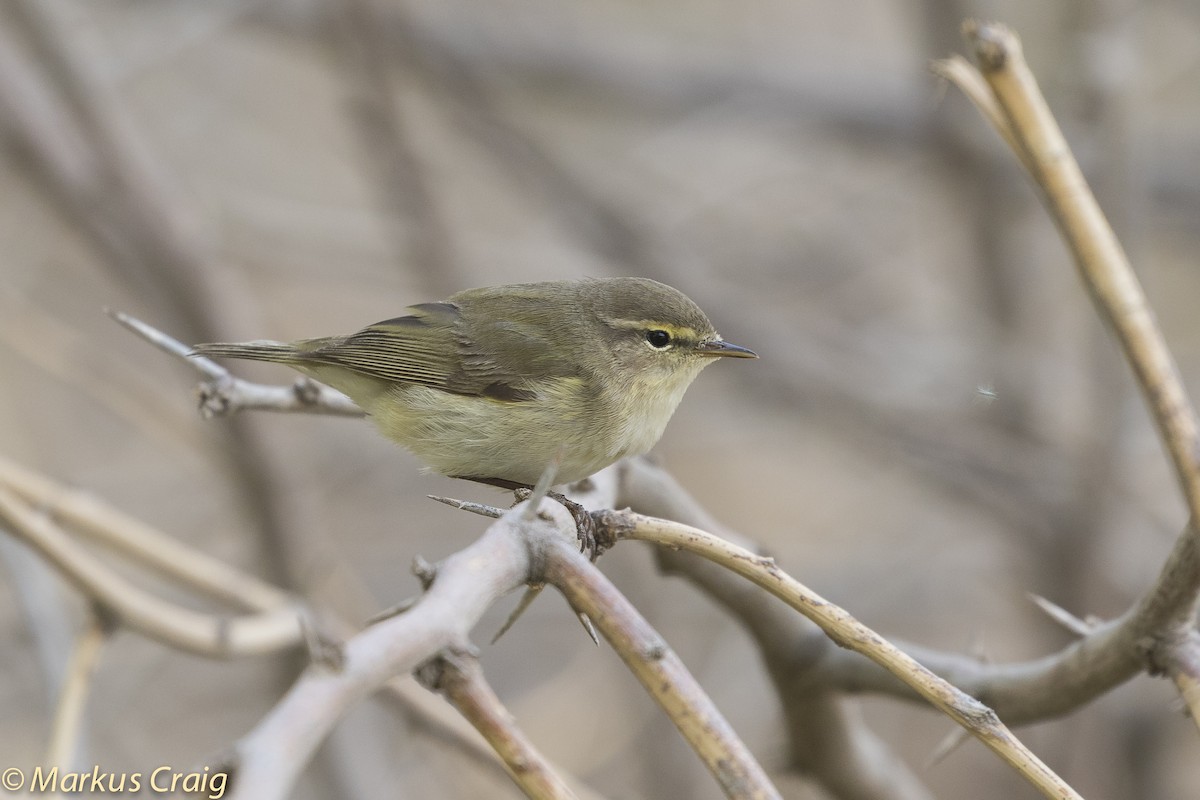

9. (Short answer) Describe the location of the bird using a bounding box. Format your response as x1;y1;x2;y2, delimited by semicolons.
192;277;756;488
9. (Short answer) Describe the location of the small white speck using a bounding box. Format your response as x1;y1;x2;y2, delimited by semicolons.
972;382;998;407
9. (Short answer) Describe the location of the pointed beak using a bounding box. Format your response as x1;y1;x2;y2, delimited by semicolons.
695;339;758;359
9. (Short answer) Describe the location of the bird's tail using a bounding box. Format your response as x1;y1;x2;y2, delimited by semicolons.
190;340;301;364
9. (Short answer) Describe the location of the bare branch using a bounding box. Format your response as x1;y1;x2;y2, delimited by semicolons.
45;610;113;770
957;19;1200;564
0;486;304;658
929;55;1021;163
948;17;1200;717
610;458;926;798
0;0;327;595
597;507;1080;800
615;457;1186;721
108;310;364;418
0;457;546;789
541;534;781;800
417;651;579;800
227;500;546;800
0;454;291;612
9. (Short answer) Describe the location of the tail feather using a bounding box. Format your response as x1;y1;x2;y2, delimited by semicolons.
190;340;300;364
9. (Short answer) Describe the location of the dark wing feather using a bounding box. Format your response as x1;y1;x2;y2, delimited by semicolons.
295;302;463;389
295;298;574;401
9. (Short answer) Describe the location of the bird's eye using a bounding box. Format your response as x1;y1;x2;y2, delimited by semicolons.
645;329;672;349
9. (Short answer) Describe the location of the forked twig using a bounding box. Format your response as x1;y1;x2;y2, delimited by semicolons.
109;310;363;417
602;509;1082;800
941;18;1200;727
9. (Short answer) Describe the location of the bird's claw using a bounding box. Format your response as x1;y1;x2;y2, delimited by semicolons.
511;489;601;560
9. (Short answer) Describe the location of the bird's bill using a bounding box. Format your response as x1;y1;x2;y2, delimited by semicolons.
695;339;757;358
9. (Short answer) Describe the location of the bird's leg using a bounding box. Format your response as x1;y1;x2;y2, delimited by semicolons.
511;487;599;559
458;475;599;559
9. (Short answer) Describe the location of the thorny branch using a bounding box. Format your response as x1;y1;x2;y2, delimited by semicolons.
2;13;1198;800
938;19;1200;723
227;498;778;800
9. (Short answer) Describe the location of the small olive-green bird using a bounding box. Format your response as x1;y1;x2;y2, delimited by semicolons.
192;277;755;487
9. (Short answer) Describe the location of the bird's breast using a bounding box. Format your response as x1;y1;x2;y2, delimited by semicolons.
358;369;697;485
602;371;697;461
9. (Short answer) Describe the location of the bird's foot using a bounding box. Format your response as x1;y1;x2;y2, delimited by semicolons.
511;488;600;559
552;491;599;559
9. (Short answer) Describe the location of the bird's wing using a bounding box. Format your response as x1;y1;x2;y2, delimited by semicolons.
449;286;587;400
298;301;571;402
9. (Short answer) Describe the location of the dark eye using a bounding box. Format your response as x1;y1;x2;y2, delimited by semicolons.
645;329;672;349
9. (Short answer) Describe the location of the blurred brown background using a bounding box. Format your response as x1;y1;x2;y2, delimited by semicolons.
2;1;1199;798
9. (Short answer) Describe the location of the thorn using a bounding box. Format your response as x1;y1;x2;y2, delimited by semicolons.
107;309;166;345
365;596;418;626
108;309;194;359
1028;593;1092;636
576;611;600;646
926;726;969;768
108;308;229;379
428;495;503;518
492;584;544;643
